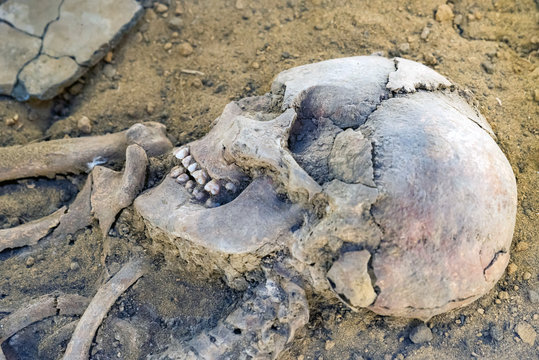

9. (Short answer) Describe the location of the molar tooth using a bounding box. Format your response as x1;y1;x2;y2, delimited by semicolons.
192;169;208;185
181;155;193;168
174;147;190;160
187;162;198;173
204;179;220;196
185;180;195;191
224;182;237;192
193;188;206;201
170;166;184;178
176;173;190;183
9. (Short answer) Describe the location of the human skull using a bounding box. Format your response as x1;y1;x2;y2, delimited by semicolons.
134;56;517;324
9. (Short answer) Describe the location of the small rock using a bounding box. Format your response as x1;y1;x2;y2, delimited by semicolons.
507;263;518;275
409;324;433;344
5;117;16;126
146;102;155;114
516;241;530;251
68;82;84;95
70;261;80;271
534;89;539;102
77;116;92;134
398;42;410;54
190;78;203;88
515;322;536;345
325;340;335;350
103;64;117;79
104;51;113;63
155;3;168;13
498;291;509;300
423;53;437;66
523;272;532;280
164;42;173;50
174;3;183;15
481;61;495;74
528;288;539;304
251;61;260;69
420;26;430;40
25;256;35;267
178;42;194;56
477;308;485;315
453;14;463;25
167;16;183;30
235;0;246;10
490;324;504;341
435;4;454;22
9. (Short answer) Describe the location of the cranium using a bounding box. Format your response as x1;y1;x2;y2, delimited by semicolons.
134;56;517;358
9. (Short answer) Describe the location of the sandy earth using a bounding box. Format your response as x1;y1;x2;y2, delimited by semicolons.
0;0;537;359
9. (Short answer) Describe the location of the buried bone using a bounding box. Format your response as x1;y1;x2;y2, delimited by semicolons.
0;122;171;183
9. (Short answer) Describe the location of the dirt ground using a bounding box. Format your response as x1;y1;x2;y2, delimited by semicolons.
0;0;537;359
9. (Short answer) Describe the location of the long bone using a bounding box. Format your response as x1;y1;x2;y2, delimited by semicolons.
0;122;171;182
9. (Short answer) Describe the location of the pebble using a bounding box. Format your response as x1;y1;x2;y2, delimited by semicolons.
490;324;504;341
167;16;183;31
190;78;203;88
528;288;539;304
25;256;35;267
523;272;532;280
507;263;518;275
178;43;194;57
324;340;335;350
155;3;168;13
164;42;172;50
534;89;539;103
481;61;495;74
103;64;117;79
409;324;433;344
146;102;155;114
70;261;80;271
174;3;183;15
251;61;260;69
423;53;437;66
5;117;16;126
516;241;530;251
515;322;536;345
235;0;246;10
435;4;454;22
69;82;84;95
398;42;410;54
104;51;113;63
498;291;509;300
477;308;484;315
420;26;430;40
77;116;92;134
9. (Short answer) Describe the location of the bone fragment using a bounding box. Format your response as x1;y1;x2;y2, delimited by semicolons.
52;176;93;239
176;173;190;183
63;259;145;360
90;144;148;235
0;122;170;183
0;293;88;344
0;206;66;252
204;179;220;195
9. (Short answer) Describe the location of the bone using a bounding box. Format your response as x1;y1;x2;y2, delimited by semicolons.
187;162;198;173
63;259;145;360
0;122;171;183
0;206;66;252
181;155;193;168
192;169;208;185
204;179;220;196
169;165;184;178
176;173;190;183
90;144;148;235
173;146;190;160
0;293;88;344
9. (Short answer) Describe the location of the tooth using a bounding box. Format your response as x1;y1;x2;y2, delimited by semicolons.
174;147;190;160
205;198;220;208
176;173;190;183
193;188;206;201
187;162;198;173
224;182;237;192
185;180;195;191
192;170;208;185
181;155;193;168
170;166;184;178
204;179;220;196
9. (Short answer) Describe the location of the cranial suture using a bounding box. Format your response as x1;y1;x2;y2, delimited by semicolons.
134;56;517;358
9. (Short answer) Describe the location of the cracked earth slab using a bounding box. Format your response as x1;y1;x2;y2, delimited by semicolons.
0;0;143;101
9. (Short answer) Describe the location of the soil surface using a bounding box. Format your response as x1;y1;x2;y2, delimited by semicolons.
0;0;537;359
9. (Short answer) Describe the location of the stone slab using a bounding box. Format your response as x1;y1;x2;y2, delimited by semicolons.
0;0;62;36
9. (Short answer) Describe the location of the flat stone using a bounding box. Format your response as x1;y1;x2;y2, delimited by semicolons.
0;0;62;36
13;55;81;101
0;23;41;94
42;0;143;65
409;324;433;344
515;322;536;346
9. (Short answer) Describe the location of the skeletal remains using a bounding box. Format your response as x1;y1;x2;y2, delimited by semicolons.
0;56;517;359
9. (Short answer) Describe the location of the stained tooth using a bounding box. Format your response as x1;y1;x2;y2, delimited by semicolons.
181;155;193;168
204;179;220;196
205;198;220;208
224;182;237;192
192;169;208;185
174;147;190;160
187;162;198;173
193;188;206;201
170;166;184;178
185;180;195;191
176;173;190;183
